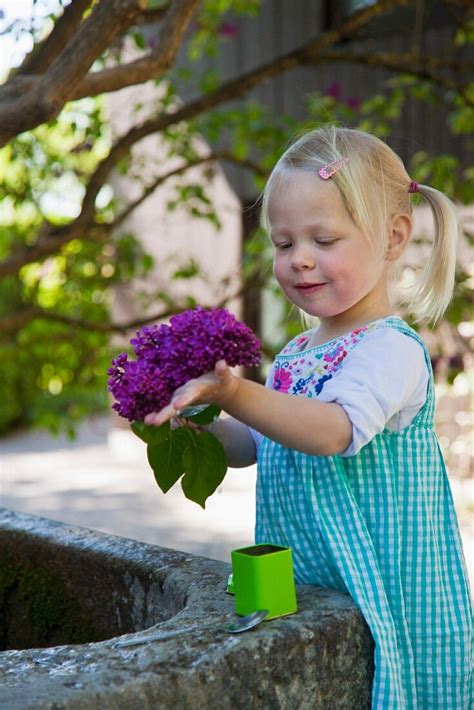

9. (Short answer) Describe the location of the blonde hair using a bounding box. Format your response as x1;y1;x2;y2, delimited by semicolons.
262;125;459;324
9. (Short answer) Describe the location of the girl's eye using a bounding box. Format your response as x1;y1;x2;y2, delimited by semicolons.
315;239;337;246
275;242;292;250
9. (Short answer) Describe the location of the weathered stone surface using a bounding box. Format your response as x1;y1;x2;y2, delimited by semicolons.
0;508;374;708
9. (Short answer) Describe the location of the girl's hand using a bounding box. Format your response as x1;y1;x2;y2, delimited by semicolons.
144;360;238;428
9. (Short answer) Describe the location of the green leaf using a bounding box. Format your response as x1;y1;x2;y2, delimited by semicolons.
133;31;146;50
185;404;221;425
172;258;201;280
132;420;170;445
199;70;220;94
181;431;227;508
147;427;190;493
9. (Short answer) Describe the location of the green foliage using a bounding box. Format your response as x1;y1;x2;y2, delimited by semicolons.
409;152;471;201
0;315;111;436
307;84;405;138
186;404;221;424
131;420;171;444
186;0;261;61
172;258;201;280
136;415;227;508
147;427;190;493
167;182;221;229
181;430;227;508
199;101;298;192
449;84;474;135
0;99;149;435
1;0;472;438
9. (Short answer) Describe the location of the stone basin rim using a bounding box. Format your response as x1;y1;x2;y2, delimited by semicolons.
0;508;374;710
0;507;230;652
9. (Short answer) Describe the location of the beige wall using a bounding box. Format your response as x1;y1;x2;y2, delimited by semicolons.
106;80;243;330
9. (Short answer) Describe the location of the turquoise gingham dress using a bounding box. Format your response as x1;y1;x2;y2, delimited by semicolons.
255;318;473;709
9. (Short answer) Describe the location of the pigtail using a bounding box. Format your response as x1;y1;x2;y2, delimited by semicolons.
403;185;459;324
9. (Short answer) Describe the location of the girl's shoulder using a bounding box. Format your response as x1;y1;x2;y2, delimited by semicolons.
359;317;429;362
279;329;316;356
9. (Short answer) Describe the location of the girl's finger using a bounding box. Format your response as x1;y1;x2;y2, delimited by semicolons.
144;402;175;426
171;380;208;411
214;360;228;378
144;371;218;427
172;393;197;411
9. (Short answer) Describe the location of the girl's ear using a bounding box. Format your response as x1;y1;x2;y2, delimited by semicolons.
386;213;412;261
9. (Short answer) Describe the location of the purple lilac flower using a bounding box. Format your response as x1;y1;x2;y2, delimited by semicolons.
108;307;261;422
324;81;343;100
345;96;361;111
323;82;361;112
107;355;173;423
218;22;238;38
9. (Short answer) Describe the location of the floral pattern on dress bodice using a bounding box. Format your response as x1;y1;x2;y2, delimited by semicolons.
270;320;385;399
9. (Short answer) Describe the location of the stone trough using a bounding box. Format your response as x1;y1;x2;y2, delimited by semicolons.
0;508;373;709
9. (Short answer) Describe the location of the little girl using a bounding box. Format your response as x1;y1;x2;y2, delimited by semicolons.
145;126;473;708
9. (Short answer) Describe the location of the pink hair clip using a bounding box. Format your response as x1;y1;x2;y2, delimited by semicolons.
318;157;349;180
408;180;419;194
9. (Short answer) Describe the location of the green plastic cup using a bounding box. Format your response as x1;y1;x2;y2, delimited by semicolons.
231;543;297;620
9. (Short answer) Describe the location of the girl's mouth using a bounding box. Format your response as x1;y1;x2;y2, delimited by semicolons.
295;283;326;294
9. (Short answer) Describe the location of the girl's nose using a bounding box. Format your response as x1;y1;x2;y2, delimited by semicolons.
290;246;315;270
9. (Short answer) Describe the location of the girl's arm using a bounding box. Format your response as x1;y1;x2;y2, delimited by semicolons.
206;417;257;468
145;360;352;457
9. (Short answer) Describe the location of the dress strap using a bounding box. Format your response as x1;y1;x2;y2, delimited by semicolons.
382;318;435;427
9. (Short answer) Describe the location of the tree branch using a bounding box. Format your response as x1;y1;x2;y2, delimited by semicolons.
74;0;416;100
78;0;413;220
135;6;170;25
0;223;108;280
1;0;470;133
4;46;471;106
0;150;264;280
0;0;409;141
0;0;464;277
316;50;474;105
0;282;254;335
0;0;147;147
14;0;92;77
74;0;199;99
112;150;267;229
0;1;173;102
0;309;39;333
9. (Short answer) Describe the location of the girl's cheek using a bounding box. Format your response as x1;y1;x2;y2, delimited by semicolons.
273;260;284;284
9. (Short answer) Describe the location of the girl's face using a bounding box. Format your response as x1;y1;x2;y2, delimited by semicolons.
268;170;392;329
